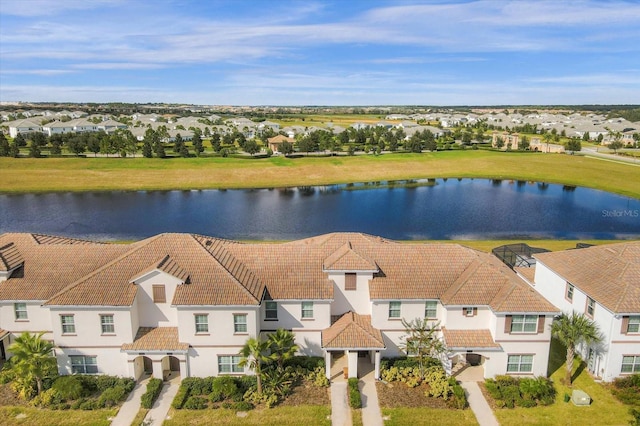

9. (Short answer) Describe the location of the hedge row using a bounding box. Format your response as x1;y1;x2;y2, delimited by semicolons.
348;378;361;409
141;378;164;409
484;376;555;408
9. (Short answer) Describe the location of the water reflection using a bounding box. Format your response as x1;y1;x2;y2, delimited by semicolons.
1;179;638;241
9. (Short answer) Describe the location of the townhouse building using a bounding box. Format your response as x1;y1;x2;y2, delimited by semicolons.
519;242;640;382
0;232;558;382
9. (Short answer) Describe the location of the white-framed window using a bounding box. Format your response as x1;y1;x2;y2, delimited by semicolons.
234;314;247;333
301;301;314;319
14;303;27;320
61;315;75;334
622;355;640;373
100;314;115;334
70;355;98;374
586;297;595;317
627;316;640;334
463;307;477;317
195;314;209;333
265;301;278;320
389;301;401;318
510;315;538;333
425;301;437;319
218;355;243;374
507;354;533;373
566;282;574;302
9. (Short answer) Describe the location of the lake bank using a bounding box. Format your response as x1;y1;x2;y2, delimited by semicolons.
1;151;639;199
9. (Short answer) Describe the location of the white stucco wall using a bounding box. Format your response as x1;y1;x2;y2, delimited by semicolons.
57;347;129;377
134;271;182;327
443;306;493;329
329;272;372;316
0;301;52;335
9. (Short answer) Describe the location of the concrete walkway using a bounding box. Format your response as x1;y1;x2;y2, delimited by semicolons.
460;381;499;426
358;378;383;426
143;375;181;426
331;382;352;426
110;376;150;426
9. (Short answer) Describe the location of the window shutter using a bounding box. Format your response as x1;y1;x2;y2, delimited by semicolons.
621;316;630;334
153;285;166;303
504;315;512;333
345;273;356;290
537;315;545;333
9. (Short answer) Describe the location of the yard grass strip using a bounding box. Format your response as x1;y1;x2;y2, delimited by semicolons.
1;151;639;199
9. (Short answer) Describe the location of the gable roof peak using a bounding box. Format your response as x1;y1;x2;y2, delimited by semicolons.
323;241;378;272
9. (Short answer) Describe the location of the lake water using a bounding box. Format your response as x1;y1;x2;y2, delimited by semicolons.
1;179;638;241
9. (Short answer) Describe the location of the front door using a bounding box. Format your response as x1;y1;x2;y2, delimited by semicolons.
587;348;596;373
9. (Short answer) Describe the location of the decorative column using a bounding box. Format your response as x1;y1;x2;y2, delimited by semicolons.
374;351;381;380
325;351;331;379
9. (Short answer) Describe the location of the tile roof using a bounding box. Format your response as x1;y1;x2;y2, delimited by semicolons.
0;242;24;271
514;266;536;284
0;329;9;340
322;311;385;349
323;242;378;271
121;327;188;352
442;328;501;350
1;231;558;312
535;242;640;313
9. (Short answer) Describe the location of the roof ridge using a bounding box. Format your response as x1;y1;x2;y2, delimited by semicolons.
44;234;163;305
190;235;262;304
613;262;633;311
440;257;481;304
354;313;384;346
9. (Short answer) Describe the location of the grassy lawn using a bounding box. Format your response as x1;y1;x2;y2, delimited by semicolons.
381;407;478;426
1;151;639;199
0;406;117;426
490;339;634;426
163;405;331;425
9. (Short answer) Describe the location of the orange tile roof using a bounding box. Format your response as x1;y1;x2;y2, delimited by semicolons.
121;327;188;352
322;311;385;349
323;242;378;271
535;241;640;313
0;242;24;271
442;328;501;349
514;266;536;284
0;231;558;313
0;329;9;340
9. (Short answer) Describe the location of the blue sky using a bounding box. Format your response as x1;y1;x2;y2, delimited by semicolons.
1;0;639;105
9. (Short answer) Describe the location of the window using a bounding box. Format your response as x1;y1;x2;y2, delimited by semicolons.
463;307;477;317
152;285;166;303
345;273;357;290
510;315;538;333
70;355;98;374
507;354;533;373
566;283;574;302
61;315;75;334
195;314;209;333
621;356;640;373
265;301;278;320
234;314;247;333
425;301;437;319
627;317;640;334
586;297;595;317
14;303;27;320
100;314;115;334
301;301;314;319
218;355;243;374
389;301;401;318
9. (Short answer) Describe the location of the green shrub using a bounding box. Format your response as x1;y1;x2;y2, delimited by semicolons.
52;376;86;400
348;378;361;409
183;395;208;410
630;408;640;426
284;356;325;371
31;388;62;407
97;385;126;407
447;382;468;409
141;378;163;409
485;376;555;409
79;399;97;410
612;374;640;406
424;366;452;399
172;383;191;409
188;377;214;395
211;376;240;401
234;400;254;411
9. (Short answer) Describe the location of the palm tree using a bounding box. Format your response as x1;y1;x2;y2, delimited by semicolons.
238;337;276;394
8;331;56;395
551;312;603;385
542;132;553;153
267;329;298;372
